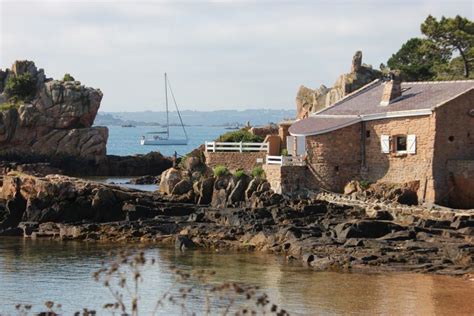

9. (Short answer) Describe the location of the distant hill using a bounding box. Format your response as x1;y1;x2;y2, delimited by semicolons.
94;109;295;127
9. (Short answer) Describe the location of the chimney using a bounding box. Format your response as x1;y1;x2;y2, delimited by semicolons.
380;71;402;106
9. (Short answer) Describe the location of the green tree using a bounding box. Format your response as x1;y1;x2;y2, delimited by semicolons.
387;38;449;81
421;15;473;78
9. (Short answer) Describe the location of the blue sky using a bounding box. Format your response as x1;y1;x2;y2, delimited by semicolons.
0;0;472;112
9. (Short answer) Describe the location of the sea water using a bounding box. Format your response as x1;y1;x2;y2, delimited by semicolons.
106;125;229;157
1;239;473;315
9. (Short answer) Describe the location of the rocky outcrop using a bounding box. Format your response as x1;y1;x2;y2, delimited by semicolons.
0;172;472;276
0;60;106;163
344;180;419;206
296;51;382;119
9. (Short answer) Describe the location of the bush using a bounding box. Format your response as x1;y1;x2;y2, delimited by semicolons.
62;73;75;81
251;166;265;179
3;73;36;102
281;148;288;156
234;169;246;180
213;165;229;177
218;129;264;143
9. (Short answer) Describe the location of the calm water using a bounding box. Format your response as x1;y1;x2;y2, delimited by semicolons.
106;125;228;157
0;239;473;315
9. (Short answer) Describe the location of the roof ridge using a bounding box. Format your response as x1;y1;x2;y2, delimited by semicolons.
313;79;381;116
403;79;474;84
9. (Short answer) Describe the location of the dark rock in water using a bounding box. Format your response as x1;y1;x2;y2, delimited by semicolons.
128;175;160;185
175;235;196;250
18;221;39;236
0;227;23;236
0;193;27;229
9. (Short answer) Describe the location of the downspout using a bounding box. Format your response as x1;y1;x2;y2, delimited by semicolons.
360;121;366;170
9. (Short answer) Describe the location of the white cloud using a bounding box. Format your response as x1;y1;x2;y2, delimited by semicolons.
1;0;472;111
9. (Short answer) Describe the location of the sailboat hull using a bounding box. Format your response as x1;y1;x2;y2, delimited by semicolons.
140;138;188;146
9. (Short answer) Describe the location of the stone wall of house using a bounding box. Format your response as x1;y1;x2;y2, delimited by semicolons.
363;115;436;202
204;152;266;173
263;164;308;194
305;123;362;192
433;89;474;207
446;160;474;209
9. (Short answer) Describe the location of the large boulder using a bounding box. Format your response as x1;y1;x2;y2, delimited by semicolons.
0;60;107;163
159;168;183;195
296;51;381;119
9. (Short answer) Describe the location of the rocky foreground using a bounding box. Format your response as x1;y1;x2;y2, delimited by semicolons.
0;172;473;277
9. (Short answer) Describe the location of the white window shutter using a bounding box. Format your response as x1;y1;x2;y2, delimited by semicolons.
407;135;416;154
381;135;390;153
296;136;306;156
286;136;295;156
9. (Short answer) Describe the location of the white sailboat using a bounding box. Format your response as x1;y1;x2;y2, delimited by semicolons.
140;73;189;146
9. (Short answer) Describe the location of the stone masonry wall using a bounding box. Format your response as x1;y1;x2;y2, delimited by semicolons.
204;152;266;173
364;115;435;202
433;89;474;206
263;164;308;194
446;160;474;209
306;123;362;192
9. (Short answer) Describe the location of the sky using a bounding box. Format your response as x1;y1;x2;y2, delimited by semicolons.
0;0;472;112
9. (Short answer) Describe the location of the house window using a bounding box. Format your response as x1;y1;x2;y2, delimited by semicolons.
395;135;407;153
380;134;416;154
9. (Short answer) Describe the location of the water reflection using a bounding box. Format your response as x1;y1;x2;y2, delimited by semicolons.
0;238;473;315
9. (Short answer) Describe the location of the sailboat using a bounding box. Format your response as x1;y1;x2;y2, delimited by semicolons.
140;73;188;146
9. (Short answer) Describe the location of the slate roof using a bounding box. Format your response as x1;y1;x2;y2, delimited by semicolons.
289;80;474;136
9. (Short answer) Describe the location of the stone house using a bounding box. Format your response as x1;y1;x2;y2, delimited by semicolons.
283;77;474;208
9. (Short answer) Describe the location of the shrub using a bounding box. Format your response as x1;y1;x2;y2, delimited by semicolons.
62;73;75;81
234;169;246;180
218;129;264;143
3;73;36;102
281;148;288;156
213;165;229;177
251;166;265;179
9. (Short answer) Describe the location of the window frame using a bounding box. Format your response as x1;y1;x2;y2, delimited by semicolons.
394;135;408;153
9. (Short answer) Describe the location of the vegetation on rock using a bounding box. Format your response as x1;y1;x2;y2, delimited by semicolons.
213;165;229;177
3;73;36;102
62;73;75;81
234;169;246;180
251;166;265;179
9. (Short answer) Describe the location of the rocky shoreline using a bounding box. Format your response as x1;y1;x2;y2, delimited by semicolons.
0;172;472;277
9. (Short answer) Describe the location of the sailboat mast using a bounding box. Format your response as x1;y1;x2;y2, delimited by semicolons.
165;73;169;138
